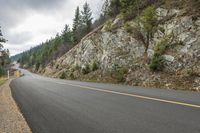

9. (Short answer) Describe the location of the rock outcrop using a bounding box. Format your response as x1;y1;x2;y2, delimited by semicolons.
42;8;200;91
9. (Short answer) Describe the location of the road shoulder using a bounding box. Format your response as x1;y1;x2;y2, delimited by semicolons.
0;79;31;133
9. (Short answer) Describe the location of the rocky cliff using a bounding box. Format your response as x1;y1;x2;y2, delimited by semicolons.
41;8;200;91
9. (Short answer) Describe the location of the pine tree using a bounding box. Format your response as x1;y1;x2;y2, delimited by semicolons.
107;0;121;17
102;0;110;16
62;25;73;43
120;0;137;18
0;26;6;51
72;6;81;33
132;6;157;61
81;2;93;33
0;26;10;75
72;6;82;43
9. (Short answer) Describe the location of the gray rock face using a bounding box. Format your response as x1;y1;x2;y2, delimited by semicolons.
43;8;200;91
154;8;200;75
44;26;145;76
164;55;175;62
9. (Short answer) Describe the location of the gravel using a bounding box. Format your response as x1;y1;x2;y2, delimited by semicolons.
0;79;31;133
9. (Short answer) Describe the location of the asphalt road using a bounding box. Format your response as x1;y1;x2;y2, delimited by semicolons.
10;69;200;133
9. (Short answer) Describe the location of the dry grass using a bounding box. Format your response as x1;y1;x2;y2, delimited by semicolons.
164;0;200;16
0;77;7;86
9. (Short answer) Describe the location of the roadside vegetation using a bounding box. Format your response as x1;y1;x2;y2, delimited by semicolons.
0;79;6;86
0;27;10;77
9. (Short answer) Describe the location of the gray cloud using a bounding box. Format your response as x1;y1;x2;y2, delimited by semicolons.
1;0;66;10
7;32;33;44
0;0;66;46
0;0;103;56
0;0;66;29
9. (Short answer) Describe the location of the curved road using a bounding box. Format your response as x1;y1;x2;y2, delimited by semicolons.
10;69;200;133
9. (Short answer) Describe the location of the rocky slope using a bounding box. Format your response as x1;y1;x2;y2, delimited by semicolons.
40;8;200;91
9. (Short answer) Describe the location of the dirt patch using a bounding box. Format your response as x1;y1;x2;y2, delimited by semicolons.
0;79;32;133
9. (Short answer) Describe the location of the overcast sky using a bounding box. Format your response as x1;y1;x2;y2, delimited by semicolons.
0;0;103;56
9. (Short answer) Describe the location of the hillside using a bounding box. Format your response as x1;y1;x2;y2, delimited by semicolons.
15;0;200;91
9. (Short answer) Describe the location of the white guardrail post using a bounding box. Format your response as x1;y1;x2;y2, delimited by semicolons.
7;70;9;79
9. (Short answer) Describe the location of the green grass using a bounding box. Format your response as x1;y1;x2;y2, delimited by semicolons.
0;79;6;86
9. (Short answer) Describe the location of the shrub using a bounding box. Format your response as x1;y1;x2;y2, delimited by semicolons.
56;64;59;69
121;0;160;20
149;53;165;71
140;6;157;34
158;27;165;34
111;64;128;82
104;19;113;31
187;69;200;77
70;64;80;72
154;34;173;55
165;0;200;16
149;34;174;71
124;22;134;33
60;72;66;79
81;64;90;74
130;6;157;61
91;60;99;71
0;67;6;76
35;62;40;71
154;40;168;55
69;72;75;79
75;64;80;70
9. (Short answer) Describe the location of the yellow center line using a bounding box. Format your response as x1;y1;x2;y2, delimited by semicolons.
32;75;200;109
57;82;200;109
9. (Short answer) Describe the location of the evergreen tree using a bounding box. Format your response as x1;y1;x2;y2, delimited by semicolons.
0;26;10;76
62;25;73;43
106;0;121;17
81;2;93;33
72;6;81;32
0;26;6;51
132;6;157;61
102;0;110;16
72;6;81;43
120;0;137;19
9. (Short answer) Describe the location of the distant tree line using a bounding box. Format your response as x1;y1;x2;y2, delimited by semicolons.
15;2;95;70
0;26;10;76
